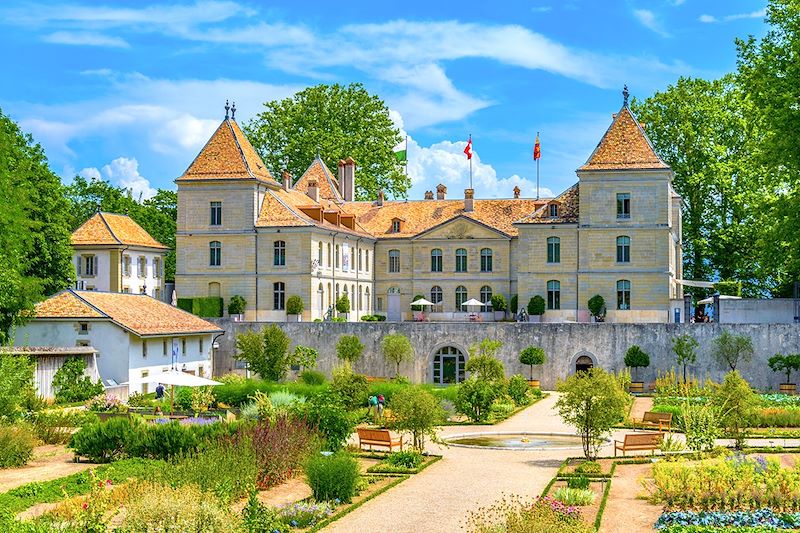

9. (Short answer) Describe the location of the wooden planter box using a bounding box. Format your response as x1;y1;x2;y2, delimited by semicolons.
528;379;541;389
629;382;645;394
780;383;797;395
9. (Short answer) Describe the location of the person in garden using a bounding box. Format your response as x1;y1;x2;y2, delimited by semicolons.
368;395;378;423
377;394;385;422
155;383;165;400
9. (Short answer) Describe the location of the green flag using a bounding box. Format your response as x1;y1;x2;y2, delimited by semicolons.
394;149;407;162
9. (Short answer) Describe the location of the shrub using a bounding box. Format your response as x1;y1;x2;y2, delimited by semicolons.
467;495;592;533
70;416;137;462
235;325;293;381
174;386;193;411
300;392;355;451
681;403;720;452
240;402;260;421
455;377;501;422
624;345;650;382
51;357;104;404
574;461;601;475
331;316;346;322
242;490;288;533
510;294;518;314
553;487;595;506
381;333;414;378
335;295;350;315
466;339;505;379
0;424;36;468
652;404;684;431
250;415;316;489
228;294;246;315
389;387;445;449
587;294;605;320
305;451;360;503
292;345;318;370
555;368;629;460
122;482;238;532
507;374;531;405
300;369;326;385
710;371;760;449
190;386;214;413
527;295;545;315
711;331;754;371
490;294;507;312
330;364;369;410
567;475;590;489
286;295;304;315
0;354;37;422
385;450;423;469
269;390;305;410
279;501;334;528
336;335;364;364
519;346;546;380
28;410;98;445
251;390;274;421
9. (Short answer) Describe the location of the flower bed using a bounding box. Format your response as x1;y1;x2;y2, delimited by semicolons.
655;509;800;529
365;453;441;474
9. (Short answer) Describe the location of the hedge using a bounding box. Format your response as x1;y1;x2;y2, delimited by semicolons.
177;297;223;317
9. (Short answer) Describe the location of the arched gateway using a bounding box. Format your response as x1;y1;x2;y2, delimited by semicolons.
431;345;467;384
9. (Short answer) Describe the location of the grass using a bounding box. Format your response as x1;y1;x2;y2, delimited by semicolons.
365;454;442;475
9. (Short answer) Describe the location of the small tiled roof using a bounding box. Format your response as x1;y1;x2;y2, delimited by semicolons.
578;106;669;171
34;290;223;337
2;346;98;356
176;118;280;185
344;198;547;238
292;157;344;203
71;213;168;249
515;184;580;224
257;188;373;237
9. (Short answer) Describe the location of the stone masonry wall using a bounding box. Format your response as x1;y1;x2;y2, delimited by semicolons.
210;320;800;391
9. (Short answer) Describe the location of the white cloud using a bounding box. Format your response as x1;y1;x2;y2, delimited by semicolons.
43;31;129;47
699;9;766;23
698;14;718;23
633;9;670;37
80;157;156;200
531;6;552;13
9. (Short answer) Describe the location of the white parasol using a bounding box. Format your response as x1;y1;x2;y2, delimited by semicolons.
461;298;487;312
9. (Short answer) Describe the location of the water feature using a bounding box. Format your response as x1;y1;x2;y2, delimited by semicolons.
445;432;591;450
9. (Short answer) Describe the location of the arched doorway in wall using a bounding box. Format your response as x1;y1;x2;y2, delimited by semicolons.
575;356;594;373
432;346;467;384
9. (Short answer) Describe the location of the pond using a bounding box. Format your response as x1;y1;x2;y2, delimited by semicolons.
445;432;588;450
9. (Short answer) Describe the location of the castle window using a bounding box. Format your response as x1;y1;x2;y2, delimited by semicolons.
617;193;631;219
480;248;493;272
138;256;147;278
391;219;402;233
388;249;400;273
547;237;560;264
455;286;468;309
617;280;631;310
82;255;96;277
210;201;222;226
209;241;221;266
318;242;323;266
455;248;467;272
616;236;631;263
431;249;442;272
430;286;443;306
335;245;340;268
547;280;561;310
274;240;286;266
273;282;285;310
480;286;492;312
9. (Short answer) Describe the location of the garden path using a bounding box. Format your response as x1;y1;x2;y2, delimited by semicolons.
0;445;94;493
322;393;578;533
600;462;661;532
629;396;654;421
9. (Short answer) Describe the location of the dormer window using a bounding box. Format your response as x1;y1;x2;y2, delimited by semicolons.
391;218;404;233
549;203;559;218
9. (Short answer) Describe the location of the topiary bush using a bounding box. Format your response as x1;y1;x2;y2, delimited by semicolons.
490;294;507;312
305;451;360;503
527;295;545;315
0;424;36;468
507;375;531;406
519;346;546;381
624;345;650;382
336;335;364;364
286;295;304;315
588;294;606;321
510;294;518;314
228;294;246;315
335;295;350;315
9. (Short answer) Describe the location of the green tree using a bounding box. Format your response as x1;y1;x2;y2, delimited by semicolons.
710;370;760;449
286;295;304;315
227;295;246;315
0;109;74;340
519;346;546;380
672;334;699;383
711;330;754;371
623;345;650;382
389;387;445;450
465;339;505;382
381;333;414;378
51;357;104;403
455;377;500;422
527;295;545;316
768;353;800;384
633;76;771;296
336;334;364;364
0;353;36;421
555;368;629;460
245;83;408;200
335;295;350;316
234;325;292;381
291;345;318;370
587;295;605;321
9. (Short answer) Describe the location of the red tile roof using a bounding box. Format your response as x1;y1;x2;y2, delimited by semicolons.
292;157;344;203
579;106;669;171
515;184;580;224
34;290;223;337
71;213;168;249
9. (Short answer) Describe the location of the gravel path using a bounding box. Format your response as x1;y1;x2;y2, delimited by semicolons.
0;445;93;493
323;393;577;533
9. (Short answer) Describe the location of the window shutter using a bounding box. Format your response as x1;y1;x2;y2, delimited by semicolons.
76;257;82;276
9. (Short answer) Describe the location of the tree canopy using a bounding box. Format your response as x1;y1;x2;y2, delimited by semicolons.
245;83;408;200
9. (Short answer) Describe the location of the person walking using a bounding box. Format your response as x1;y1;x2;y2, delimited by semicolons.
377;394;385;424
368;395;378;424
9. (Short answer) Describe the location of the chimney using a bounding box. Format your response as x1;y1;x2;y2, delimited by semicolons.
307;177;319;202
338;157;356;202
377;190;384;207
424;190;433;200
513;186;521;199
282;170;292;192
464;188;474;212
436;183;447;200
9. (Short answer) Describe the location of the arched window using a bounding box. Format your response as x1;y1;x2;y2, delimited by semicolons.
365;250;370;272
358;249;362;271
208;282;220;297
358;286;363;311
432;346;466;384
480;248;493;272
318;242;323;266
480;286;492;312
455;286;468;309
327;243;332;267
388;249;400;273
430;286;443;307
455;248;467;272
273;282;285;310
431;248;443;272
617;280;631;310
616;236;630;263
547;237;560;263
318;283;324;314
327;282;332;307
335;283;340;301
547;280;561;310
351;284;356;310
273;240;286;266
335;245;340;268
209;241;221;266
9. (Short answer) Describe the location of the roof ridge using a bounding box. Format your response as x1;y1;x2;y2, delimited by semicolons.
97;213;123;245
579;105;668;171
228;119;258;180
64;289;111;319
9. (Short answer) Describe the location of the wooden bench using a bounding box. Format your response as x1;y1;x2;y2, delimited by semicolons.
357;428;403;452
635;411;672;432
614;432;663;456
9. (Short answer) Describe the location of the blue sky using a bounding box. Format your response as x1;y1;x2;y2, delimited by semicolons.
0;1;768;200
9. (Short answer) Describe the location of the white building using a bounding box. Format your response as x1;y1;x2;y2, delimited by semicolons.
72;212;168;301
14;289;223;395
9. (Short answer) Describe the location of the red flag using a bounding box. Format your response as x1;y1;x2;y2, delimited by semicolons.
464;136;473;160
533;134;541;161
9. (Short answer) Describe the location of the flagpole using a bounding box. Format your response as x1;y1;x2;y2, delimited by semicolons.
405;135;408;178
469;134;473;190
536;131;540;200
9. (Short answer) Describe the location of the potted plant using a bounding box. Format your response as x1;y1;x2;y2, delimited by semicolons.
336;294;350;321
227;295;246;321
769;353;800;395
490;294;507;321
527;295;545;323
519;346;546;388
624;345;650;393
588;294;606;323
286;295;304;322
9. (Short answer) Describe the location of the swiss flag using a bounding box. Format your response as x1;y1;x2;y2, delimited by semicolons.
464;137;473;160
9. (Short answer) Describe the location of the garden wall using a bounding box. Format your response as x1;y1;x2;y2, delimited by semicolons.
210;320;800;391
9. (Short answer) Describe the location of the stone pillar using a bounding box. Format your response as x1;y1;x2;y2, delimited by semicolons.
683;294;692;323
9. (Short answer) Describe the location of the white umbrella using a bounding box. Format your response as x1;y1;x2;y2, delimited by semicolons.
410;297;435;307
461;298;486;309
133;369;222;387
697;295;741;305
